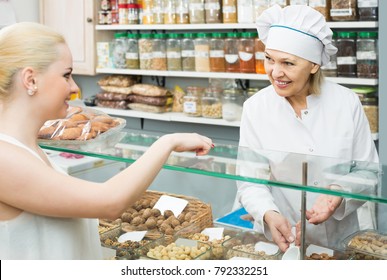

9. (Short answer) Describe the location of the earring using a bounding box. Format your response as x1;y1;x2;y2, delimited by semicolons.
27;86;38;96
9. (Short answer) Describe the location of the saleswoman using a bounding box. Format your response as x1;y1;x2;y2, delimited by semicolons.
233;5;379;252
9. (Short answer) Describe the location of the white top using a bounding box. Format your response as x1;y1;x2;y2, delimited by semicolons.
234;80;379;248
0;134;102;260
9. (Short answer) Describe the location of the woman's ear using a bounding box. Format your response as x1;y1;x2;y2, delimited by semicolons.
20;67;36;90
311;63;320;74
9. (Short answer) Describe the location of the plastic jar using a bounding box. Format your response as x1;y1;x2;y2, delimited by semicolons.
202;87;223;118
127;3;139;24
194;33;211;72
222;88;245;121
330;0;357;21
222;0;237;23
358;0;378;21
209;32;225;72
189;0;205;24
176;0;189;24
336;31;357;77
205;0;222;23
142;0;154;24
183;86;204;117
224;32;240;73
139;33;153;70
112;32;128;69
239;32;257;73
153;0;164;24
118;3;129;24
152;33;167;70
238;0;254;23
167;33;182;71
362;96;378;134
356;32;378;78
254;37;265;74
321;31;337;77
308;0;331;21
126;33;139;69
254;0;270;21
181;33;196;71
163;0;176;24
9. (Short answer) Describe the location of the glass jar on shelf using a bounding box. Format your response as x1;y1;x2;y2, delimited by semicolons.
222;88;245;121
152;33;167;70
118;3;129;24
253;0;270;21
194;33;211;72
183;86;204;117
181;33;196;71
239;32;257;73
330;0;357;21
353;86;378;134
202;87;223;119
176;0;189;24
224;32;240;73
189;0;205;24
163;0;176;24
238;0;254;23
139;33;153;70
254;37;265;74
153;0;164;24
321;31;337;77
209;32;225;72
205;0;222;23
358;0;378;21
356;31;378;79
126;33;139;69
112;32;128;69
336;31;357;78
142;0;154;24
308;0;331;21
167;33;182;71
222;0;237;23
128;3;140;24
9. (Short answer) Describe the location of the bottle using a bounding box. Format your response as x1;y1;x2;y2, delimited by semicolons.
153;0;164;24
209;32;225;72
321;31;337;77
336;31;357;77
358;0;378;21
152;33;167;70
112;32;128;69
202;87;223;118
254;37;265;74
138;33;153;70
141;0;154;24
189;0;205;24
356;31;378;78
222;0;237;24
239;32;256;73
183;86;204;117
238;0;254;23
222;88;245;121
166;33;182;71
194;33;211;72
176;0;189;24
126;33;139;69
163;0;176;24
205;0;222;23
181;33;196;71
224;32;240;73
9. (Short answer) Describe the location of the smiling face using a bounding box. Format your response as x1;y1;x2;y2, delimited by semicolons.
264;49;320;100
35;43;79;120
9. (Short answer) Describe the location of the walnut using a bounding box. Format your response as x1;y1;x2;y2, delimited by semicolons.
177;213;186;223
157;215;165;221
122;224;136;232
170;218;180;228
138;209;145;215
142;208;152;219
149;199;158;208
145;217;157;229
164;210;174;219
121;213;132;223
125;207;137;214
121;222;130;228
133;201;143;211
141;199;151;209
157;219;164;227
159;222;170;233
131;216;143;226
174;225;183;232
113;218;122;224
181;221;190;227
165;227;175;235
136;224;148;231
184;212;193;222
131;212;140;218
150;208;161;217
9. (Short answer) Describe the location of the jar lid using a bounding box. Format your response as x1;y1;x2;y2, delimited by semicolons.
196;33;211;38
140;33;153;39
211;32;225;38
358;31;378;39
226;32;239;38
168;33;182;39
127;33;139;39
153;33;167;39
337;31;357;39
351;87;378;95
114;32;127;39
240;32;258;38
183;33;196;39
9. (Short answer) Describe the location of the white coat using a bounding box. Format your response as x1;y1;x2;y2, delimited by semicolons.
234;80;379;248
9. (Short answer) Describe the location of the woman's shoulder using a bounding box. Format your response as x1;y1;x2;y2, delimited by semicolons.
321;80;360;102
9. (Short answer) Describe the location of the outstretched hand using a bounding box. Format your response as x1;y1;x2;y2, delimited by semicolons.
306;194;342;225
166;133;213;156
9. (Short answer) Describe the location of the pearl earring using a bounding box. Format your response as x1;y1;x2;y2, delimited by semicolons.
27;86;38;96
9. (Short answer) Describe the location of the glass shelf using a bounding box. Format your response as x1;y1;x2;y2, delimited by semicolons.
39;131;385;204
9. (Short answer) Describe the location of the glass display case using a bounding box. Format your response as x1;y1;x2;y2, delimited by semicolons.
39;131;386;260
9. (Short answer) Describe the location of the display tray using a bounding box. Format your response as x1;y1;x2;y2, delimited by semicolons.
342;229;387;260
305;244;352;260
38;118;126;150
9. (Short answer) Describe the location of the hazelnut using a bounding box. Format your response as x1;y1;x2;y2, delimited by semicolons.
131;216;142;226
121;213;132;223
145;217;157;229
142;208;152;219
164;210;174;219
141;199;151;208
150;208;161;217
133;201;142;211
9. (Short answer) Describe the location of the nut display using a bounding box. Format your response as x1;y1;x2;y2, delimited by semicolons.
146;243;210;260
346;230;387;259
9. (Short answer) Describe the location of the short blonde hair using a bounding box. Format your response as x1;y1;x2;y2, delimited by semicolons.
309;68;324;95
0;22;65;99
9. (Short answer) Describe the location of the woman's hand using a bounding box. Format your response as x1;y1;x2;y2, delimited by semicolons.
264;210;294;252
163;133;213;156
306;194;343;225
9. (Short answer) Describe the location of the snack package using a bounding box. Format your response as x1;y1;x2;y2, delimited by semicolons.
172;85;185;112
97;75;140;87
128;103;172;113
38;106;125;141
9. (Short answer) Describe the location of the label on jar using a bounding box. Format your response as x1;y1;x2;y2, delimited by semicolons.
190;3;204;10
337;56;357;65
223;6;237;13
210;50;225;57
357;51;377;60
126;52;139;59
255;52;265;59
140;53;153;59
184;101;197;113
152;51;167;58
330;9;353;17
167;51;181;58
205;3;221;10
308;0;327;7
358;0;378;8
239;51;254;61
196;51;209;58
225;54;239;63
182;50;196;57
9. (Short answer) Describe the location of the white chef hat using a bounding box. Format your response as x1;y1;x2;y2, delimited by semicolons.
256;4;337;66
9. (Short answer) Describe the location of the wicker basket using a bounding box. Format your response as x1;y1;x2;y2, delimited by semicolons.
120;190;213;243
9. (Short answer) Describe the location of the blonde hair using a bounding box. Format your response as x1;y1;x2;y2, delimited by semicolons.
0;22;65;100
309;68;324;95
